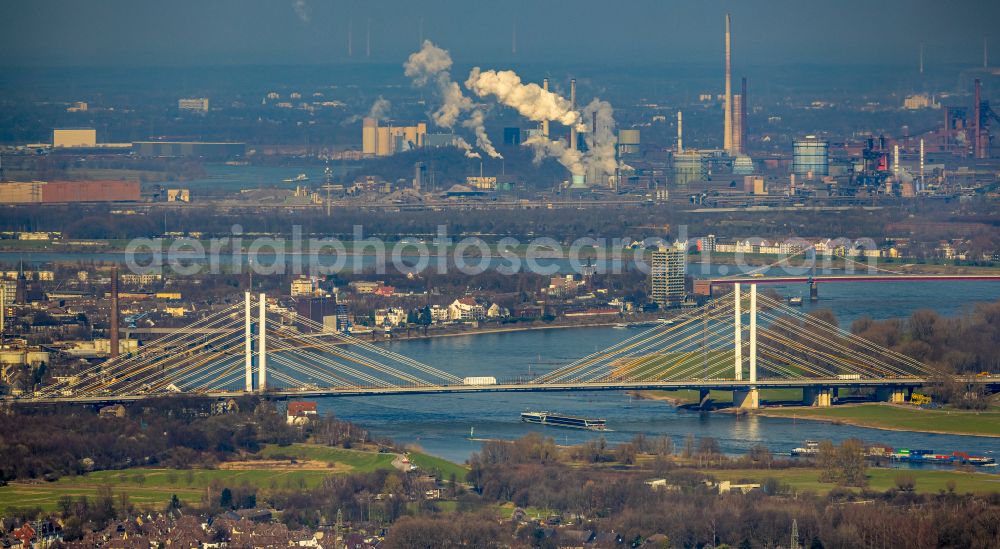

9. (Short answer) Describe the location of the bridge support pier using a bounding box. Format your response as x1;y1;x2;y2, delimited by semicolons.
244;292;253;392
803;387;832;407
733;388;759;409
699;388;711;408
809;280;819;301
258;292;267;392
876;387;909;404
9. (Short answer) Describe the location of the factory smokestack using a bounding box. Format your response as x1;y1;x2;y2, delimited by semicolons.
732;95;743;155
893;145;900;178
723;13;733;155
110;265;119;359
569;78;577;151
542;78;550;137
740;76;748;154
919;138;925;191
974;79;983;158
677;111;683;153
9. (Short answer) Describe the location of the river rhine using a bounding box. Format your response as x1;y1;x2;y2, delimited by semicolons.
318;280;1000;465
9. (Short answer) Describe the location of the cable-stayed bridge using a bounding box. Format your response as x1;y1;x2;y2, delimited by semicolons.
15;286;1000;408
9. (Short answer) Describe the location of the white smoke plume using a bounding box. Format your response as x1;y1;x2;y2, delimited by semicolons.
453;137;481;159
462;109;501;159
465;68;580;127
368;97;391;120
580;98;618;183
403;40;454;86
433;81;473;128
523;135;583;176
292;0;310;23
404;41;499;158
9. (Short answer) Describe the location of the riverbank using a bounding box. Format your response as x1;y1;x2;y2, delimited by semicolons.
375;320;627;343
701;467;1000;495
633;388;803;407
751;403;1000;438
2;240;997;276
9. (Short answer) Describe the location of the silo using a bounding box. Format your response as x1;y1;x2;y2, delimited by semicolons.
792;136;829;177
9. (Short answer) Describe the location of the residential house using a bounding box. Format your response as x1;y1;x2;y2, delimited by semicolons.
448;297;486;321
375;307;407;327
429;305;450;323
286;401;319;425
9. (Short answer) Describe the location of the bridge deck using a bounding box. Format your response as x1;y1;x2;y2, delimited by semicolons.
11;376;1000;404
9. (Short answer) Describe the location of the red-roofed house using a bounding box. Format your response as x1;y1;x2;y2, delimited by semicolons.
286;401;319;425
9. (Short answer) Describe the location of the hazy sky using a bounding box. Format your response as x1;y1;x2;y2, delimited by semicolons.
2;0;997;68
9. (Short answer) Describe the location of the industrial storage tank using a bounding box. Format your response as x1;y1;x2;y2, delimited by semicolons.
617;129;640;155
792;136;829;177
673;151;708;186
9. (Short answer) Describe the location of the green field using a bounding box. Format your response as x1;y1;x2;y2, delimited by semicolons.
407;452;469;480
0;467;331;512
704;467;1000;495
255;443;396;472
0;444;465;512
757;404;1000;437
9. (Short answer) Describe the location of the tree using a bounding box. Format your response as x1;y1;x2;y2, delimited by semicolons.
698;437;721;456
653;435;674;456
817;441;838;483
682;434;695;459
894;472;916;492
219;487;233;509
749;444;773;468
837;439;867;487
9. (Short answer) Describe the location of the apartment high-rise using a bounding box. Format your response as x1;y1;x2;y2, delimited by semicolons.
650;243;687;306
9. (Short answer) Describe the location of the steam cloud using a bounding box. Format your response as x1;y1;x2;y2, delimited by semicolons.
404;41;500;158
453;137;480;159
292;0;310;23
465;68;580;127
462;109;500;159
580;99;618;184
368;97;391;120
523;135;583;176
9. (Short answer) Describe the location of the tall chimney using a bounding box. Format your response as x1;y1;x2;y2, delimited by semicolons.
110;265;119;359
366;18;371;59
974;79;982;158
570;78;577;151
919;138;925;191
723;13;733;154
541;78;550;137
943;106;949;152
677;111;683;153
741;76;748;154
348;19;353;57
732;95;743;155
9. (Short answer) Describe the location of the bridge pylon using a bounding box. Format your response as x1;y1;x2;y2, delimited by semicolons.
244;292;253;392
